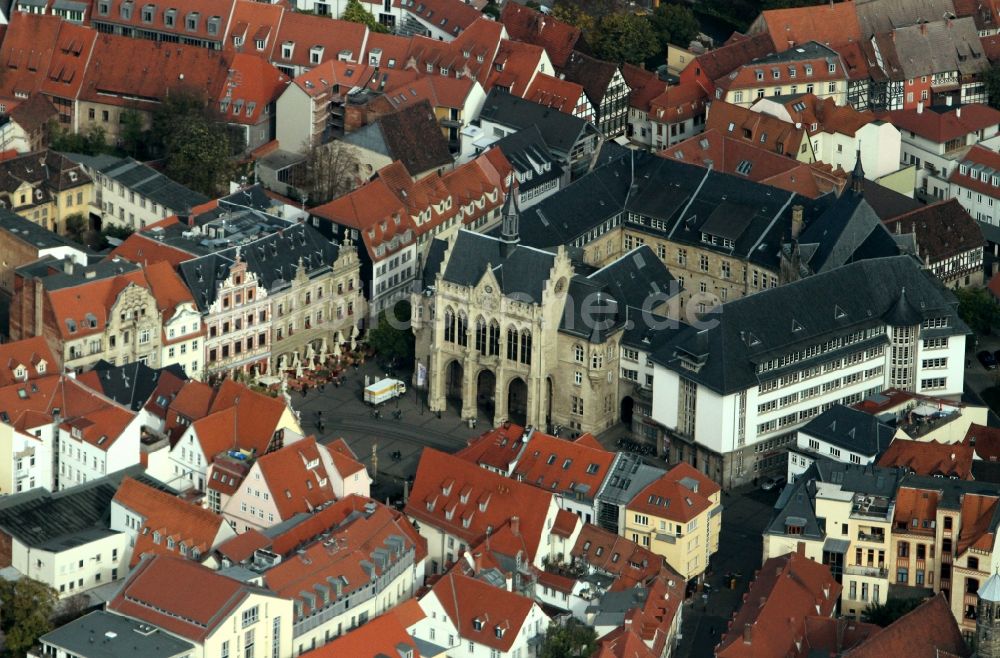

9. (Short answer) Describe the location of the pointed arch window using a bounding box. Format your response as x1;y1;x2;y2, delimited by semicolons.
457;313;469;347
476;318;488;355
506;327;518;361
443;308;456;343
488;321;500;356
520;331;532;365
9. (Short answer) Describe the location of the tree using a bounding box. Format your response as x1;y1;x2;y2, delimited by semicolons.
48;123;110;156
0;577;57;656
864;597;924;627
551;1;597;35
594;12;660;65
119;108;147;159
985;63;1000;110
164;119;234;198
367;301;415;368
342;0;388;32
956;286;1000;335
297;140;360;205
539;618;598;658
64;212;87;242
650;4;700;48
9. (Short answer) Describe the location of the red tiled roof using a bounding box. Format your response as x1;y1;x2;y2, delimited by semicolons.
621;63;667;113
0;375;109;433
881;199;984;264
753;2;862;52
405;448;554;562
500;1;582;69
455;424;526;471
893;487;941;537
290;59;374;98
381;74;476;112
627;461;719;523
217;53;289;126
109;232;196;267
571;523;662;590
254;436;338;520
263;497;426;616
593;625;658;658
300;606;423;658
407;0;481;37
0;336;58;387
704;100;806;157
686;32;775;83
880;104;1000;144
273;14;368;71
192;379;291;457
648;81;708;124
215;528;270;563
877;438;975;479
227;0;285;59
90;0;237;44
511;430;614;499
949;144;1000;199
551;508;578;538
61;402;135;452
717;552;840;658
143;260;196;322
964;423;1000;461
0;13;97;105
108;554;257;643
845;593;970;657
428;571;539;652
114;477;229;566
524;73;586;114
46;266;149;340
486;39;546;97
957;493;999;555
983;34;1000;62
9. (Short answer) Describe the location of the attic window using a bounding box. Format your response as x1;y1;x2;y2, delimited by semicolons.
185;11;198;31
310;46;324;65
726;122;734;133
282;42;294;59
140;4;153;22
586;463;599;474
207;15;220;35
494;626;505;638
562;458;572;470
119;1;132;20
472;618;483;631
66;319;77;333
736;160;753;176
97;0;109;14
611;553;620;563
164;8;175;26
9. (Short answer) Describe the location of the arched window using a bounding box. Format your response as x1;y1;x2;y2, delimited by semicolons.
506;326;518;361
488;320;500;356
574;344;584;363
457;312;469;347
443;308;456;343
476;317;488;355
520;331;532;365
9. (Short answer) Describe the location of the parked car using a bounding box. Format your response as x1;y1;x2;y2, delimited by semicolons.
979;350;998;370
761;476;786;491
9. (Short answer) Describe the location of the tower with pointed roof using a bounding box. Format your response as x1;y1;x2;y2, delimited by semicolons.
851;147;865;195
978;572;1000;657
499;181;520;257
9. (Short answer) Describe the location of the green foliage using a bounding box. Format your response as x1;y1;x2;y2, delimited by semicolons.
367;301;415;367
48;123;112;156
0;577;57;656
342;0;388;32
551;1;597;35
594;12;660;64
154;95;235;197
525;0;540;8
956;286;1000;335
650;3;700;48
539;618;598;658
863;597;924;627
64;213;87;242
119;109;147;159
985;63;1000;110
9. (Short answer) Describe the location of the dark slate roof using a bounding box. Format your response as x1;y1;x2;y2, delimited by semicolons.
179;222;341;312
424;235;677;344
766;459;905;539
39;611;195;658
652;256;968;395
89;360;187;411
15;255;139;291
0;207;92;251
561;50;619;107
858;179;922;220
0;466;165;550
798;405;895;456
518;150;834;274
79;156;208;212
479;88;594;157
793;191;901;274
489;126;564;194
434;230;557;303
344;100;453;175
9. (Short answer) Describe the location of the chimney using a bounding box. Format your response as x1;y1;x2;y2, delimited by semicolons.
791;205;804;240
743;623;753;644
797;541;806;556
917;101;924;114
63;258;74;276
510;516;520;536
474;551;483;574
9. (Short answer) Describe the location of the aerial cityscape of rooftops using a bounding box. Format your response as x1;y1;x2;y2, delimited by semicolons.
6;0;1000;656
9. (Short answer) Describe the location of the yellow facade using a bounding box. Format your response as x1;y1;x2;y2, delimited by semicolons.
623;491;721;582
8;179;92;235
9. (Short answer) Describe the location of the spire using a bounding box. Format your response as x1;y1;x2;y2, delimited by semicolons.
851;146;865;195
499;178;520;255
980;572;1000;602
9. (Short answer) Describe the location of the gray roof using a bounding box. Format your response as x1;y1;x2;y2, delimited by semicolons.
652;255;968;395
595;452;666;507
179;222;341;312
0;207;91;252
855;0;958;39
887;17;988;79
479;88;595;158
748;40;840;65
490;126;564;194
66;155;209;213
0;467;163;551
792;192;901;275
39;611;194;658
15;255;139;292
798;405;895;456
516;150;837;276
89;361;187;411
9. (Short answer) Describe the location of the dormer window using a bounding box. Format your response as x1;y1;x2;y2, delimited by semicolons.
494;625;505;638
119;1;132;20
164;8;176;26
282;41;294;59
185;11;198;31
207;15;220;35
255;38;265;50
473;618;484;631
440;67;448;75
426;63;434;73
310;45;324;65
97;0;109;15
805;64;813;76
141;4;153;23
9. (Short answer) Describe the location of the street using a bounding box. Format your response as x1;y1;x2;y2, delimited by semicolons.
676;487;779;658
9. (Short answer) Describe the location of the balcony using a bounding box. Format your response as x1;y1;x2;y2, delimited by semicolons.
844;564;888;578
857;531;886;543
